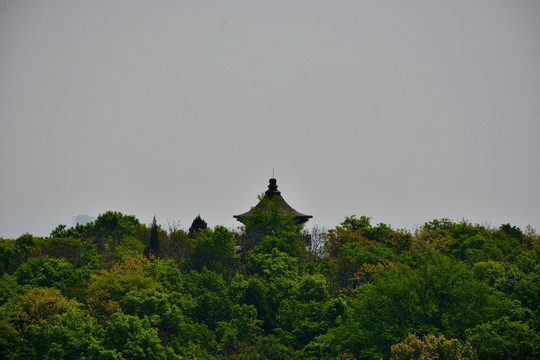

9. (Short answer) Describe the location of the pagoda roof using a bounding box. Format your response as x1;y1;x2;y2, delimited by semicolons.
234;178;313;224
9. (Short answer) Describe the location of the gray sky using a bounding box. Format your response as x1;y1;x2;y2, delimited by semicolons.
1;0;539;238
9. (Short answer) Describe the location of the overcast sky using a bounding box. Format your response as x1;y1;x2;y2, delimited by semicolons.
1;0;539;238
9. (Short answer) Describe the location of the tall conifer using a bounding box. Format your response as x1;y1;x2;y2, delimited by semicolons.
188;214;207;238
145;216;160;257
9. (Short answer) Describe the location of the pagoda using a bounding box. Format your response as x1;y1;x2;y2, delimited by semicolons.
234;178;312;224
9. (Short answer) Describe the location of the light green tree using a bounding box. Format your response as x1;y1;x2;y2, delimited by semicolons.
390;333;477;360
103;312;180;360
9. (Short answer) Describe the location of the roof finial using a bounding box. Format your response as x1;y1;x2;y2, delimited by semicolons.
272;168;274;178
266;177;280;196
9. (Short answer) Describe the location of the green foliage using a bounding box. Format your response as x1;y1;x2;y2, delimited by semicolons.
465;317;540;360
188;214;208;238
306;244;534;358
35;237;89;267
145;216;161;257
275;276;330;349
182;268;232;329
51;222;94;240
163;228;190;262
341;215;372;231
252;230;307;259
15;233;35;249
0;239;23;274
239;195;304;254
12;287;80;330
0;234;39;274
187;226;238;277
169;321;217;359
415;219;538;265
145;258;183;292
15;256;87;292
0;211;538;359
0;319;26;360
330;242;395;293
86;255;162;323
472;260;506;287
296;274;328;303
390;333;477;360
216;303;262;356
324;224;371;258
24;309;115;360
115;235;146;258
247;248;299;279
90;211;144;250
50;224;69;238
242;276;275;333
330;216;413;256
104;312;180;360
0;274;22;307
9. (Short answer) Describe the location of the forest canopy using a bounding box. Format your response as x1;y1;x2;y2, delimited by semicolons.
0;206;538;359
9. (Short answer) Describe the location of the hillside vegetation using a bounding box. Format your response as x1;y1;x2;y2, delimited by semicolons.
1;202;538;359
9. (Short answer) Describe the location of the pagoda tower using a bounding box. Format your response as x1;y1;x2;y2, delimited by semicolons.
234;178;312;224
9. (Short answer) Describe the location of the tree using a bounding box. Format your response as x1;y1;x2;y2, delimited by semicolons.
330;242;395;293
0;320;26;360
85;255;162;323
34;237;89;267
244;250;302;335
238;195;304;254
0;236;34;274
342;215;372;231
324;223;372;259
165;231;188;261
182;268;232;330
1;210;538;360
274;274;330;349
243;277;275;333
15;257;87;293
247;249;299;280
187;226;238;277
103;313;180;360
334;216;412;256
307;225;327;260
145;216;160;257
50;224;68;238
465;317;540;360
390;333;477;360
216;304;262;355
90;211;143;250
24;309;119;360
13;287;79;330
189;214;208;238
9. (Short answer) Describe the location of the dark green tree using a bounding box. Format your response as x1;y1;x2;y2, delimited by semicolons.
187;226;238;277
24;309;119;360
189;215;208;238
50;224;68;238
15;256;87;293
341;215;372;231
103;313;180;360
145;216;160;257
239;195;306;258
0;319;27;360
90;211;143;250
465;317;539;360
